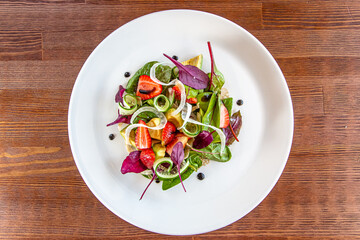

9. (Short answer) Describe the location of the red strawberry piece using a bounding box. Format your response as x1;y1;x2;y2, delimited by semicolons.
186;97;197;104
219;104;230;128
135;120;152;150
165;133;189;155
161;121;176;146
140;148;155;169
136;75;162;100
172;85;182;100
173;86;197;104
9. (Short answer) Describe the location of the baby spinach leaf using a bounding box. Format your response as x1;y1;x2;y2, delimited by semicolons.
162;168;194;191
187;153;203;171
171;66;179;79
164;54;209;90
191;143;231;162
202;93;217;131
199;108;204;122
197;92;213;112
212;95;222;128
185;85;199;99
210;132;221;144
155;64;172;83
126;61;158;93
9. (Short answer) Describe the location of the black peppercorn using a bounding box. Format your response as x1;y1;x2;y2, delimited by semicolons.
197;172;205;180
236;99;243;106
109;134;115;140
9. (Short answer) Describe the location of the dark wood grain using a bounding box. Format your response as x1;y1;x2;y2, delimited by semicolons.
263;2;360;29
0;61;81;88
0;0;359;239
0;31;42;60
251;30;360;57
0;2;262;32
276;57;360;76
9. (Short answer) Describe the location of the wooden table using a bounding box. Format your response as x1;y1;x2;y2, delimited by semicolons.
1;1;359;239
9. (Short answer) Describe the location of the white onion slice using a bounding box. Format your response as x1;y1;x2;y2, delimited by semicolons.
141;169;153;175
150;62;177;86
130;106;166;125
178;103;192;130
171;80;186;116
186;118;226;153
125;107;167;147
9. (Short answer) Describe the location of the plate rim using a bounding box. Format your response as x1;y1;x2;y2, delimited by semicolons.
68;9;294;235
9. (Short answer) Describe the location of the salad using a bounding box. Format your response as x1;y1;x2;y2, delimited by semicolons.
107;42;242;199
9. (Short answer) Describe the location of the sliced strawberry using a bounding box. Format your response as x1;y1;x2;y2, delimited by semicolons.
136;75;162;100
173;85;182;100
219;104;230;128
173;86;197;104
166;133;190;155
161;121;176;146
135;120;152;150
140;148;155;169
186;97;197;104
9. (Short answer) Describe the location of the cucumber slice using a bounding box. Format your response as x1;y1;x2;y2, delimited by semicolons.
119;93;138;115
118;102;137;115
182;122;200;137
153;94;170;112
153;157;189;180
123;94;137;108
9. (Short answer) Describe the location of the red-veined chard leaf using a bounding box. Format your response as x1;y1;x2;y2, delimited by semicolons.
106;109;131;126
223;110;242;145
170;142;186;192
163;54;209;90
207;42;225;92
121;151;157;200
120;151;147;174
115;85;126;104
139;169;157;200
193;130;214;149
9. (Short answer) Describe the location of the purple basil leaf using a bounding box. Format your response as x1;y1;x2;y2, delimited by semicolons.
170;142;186;192
163;54;209;90
106;110;131;127
139;169;156;200
121;151;147;174
223;110;242;145
193;131;214;149
115;85;126;104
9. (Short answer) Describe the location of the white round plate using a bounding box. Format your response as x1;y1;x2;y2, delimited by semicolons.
68;10;293;235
